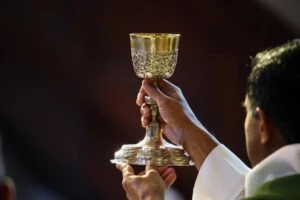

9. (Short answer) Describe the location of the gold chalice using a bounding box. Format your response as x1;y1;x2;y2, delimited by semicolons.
111;33;193;166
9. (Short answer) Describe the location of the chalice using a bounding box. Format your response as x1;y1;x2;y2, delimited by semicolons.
111;33;193;166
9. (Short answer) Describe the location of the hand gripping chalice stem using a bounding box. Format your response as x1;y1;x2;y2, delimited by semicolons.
111;33;193;166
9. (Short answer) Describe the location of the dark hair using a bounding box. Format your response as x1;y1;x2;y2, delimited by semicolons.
246;39;300;144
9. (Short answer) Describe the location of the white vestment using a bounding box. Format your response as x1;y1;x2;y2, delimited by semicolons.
192;144;300;200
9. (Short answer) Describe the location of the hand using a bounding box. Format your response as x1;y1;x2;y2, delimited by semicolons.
137;79;206;145
116;162;176;200
137;79;218;169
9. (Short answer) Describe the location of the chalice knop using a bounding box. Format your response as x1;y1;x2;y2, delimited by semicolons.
111;33;193;166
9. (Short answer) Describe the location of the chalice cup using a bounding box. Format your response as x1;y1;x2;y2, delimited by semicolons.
111;33;193;166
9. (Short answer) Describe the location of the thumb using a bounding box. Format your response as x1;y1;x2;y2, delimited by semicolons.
158;79;182;100
116;163;135;179
142;80;168;103
145;160;157;172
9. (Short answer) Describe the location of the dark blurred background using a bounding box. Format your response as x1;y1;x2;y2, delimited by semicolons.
0;0;299;199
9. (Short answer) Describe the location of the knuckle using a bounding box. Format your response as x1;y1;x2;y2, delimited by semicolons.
160;97;171;106
141;117;149;127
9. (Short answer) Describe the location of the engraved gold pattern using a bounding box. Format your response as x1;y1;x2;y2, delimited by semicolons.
131;49;178;79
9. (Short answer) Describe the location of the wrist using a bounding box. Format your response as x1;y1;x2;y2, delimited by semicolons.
139;181;165;200
143;194;164;200
181;120;219;170
141;190;164;200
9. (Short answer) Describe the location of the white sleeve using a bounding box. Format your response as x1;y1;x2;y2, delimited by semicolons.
192;144;250;200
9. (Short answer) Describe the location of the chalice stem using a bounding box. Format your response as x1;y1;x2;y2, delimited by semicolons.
150;100;158;122
144;81;159;122
144;81;162;145
146;81;158;122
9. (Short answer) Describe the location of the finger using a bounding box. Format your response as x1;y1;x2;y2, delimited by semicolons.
140;104;151;118
141;116;151;127
161;167;175;179
158;79;181;98
158;79;179;90
160;167;177;188
156;166;168;174
164;171;177;188
116;163;135;178
145;160;157;172
136;84;146;106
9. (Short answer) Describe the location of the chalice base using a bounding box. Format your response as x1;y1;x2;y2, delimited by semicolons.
111;123;194;166
110;141;194;166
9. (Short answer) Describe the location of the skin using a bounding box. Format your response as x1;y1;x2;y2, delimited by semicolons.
137;79;219;169
243;96;287;166
116;162;176;200
118;79;219;199
118;79;288;199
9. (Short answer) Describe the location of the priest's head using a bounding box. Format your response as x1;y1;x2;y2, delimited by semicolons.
243;39;300;166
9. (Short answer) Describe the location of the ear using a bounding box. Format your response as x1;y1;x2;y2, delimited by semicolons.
255;107;272;145
0;177;15;200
